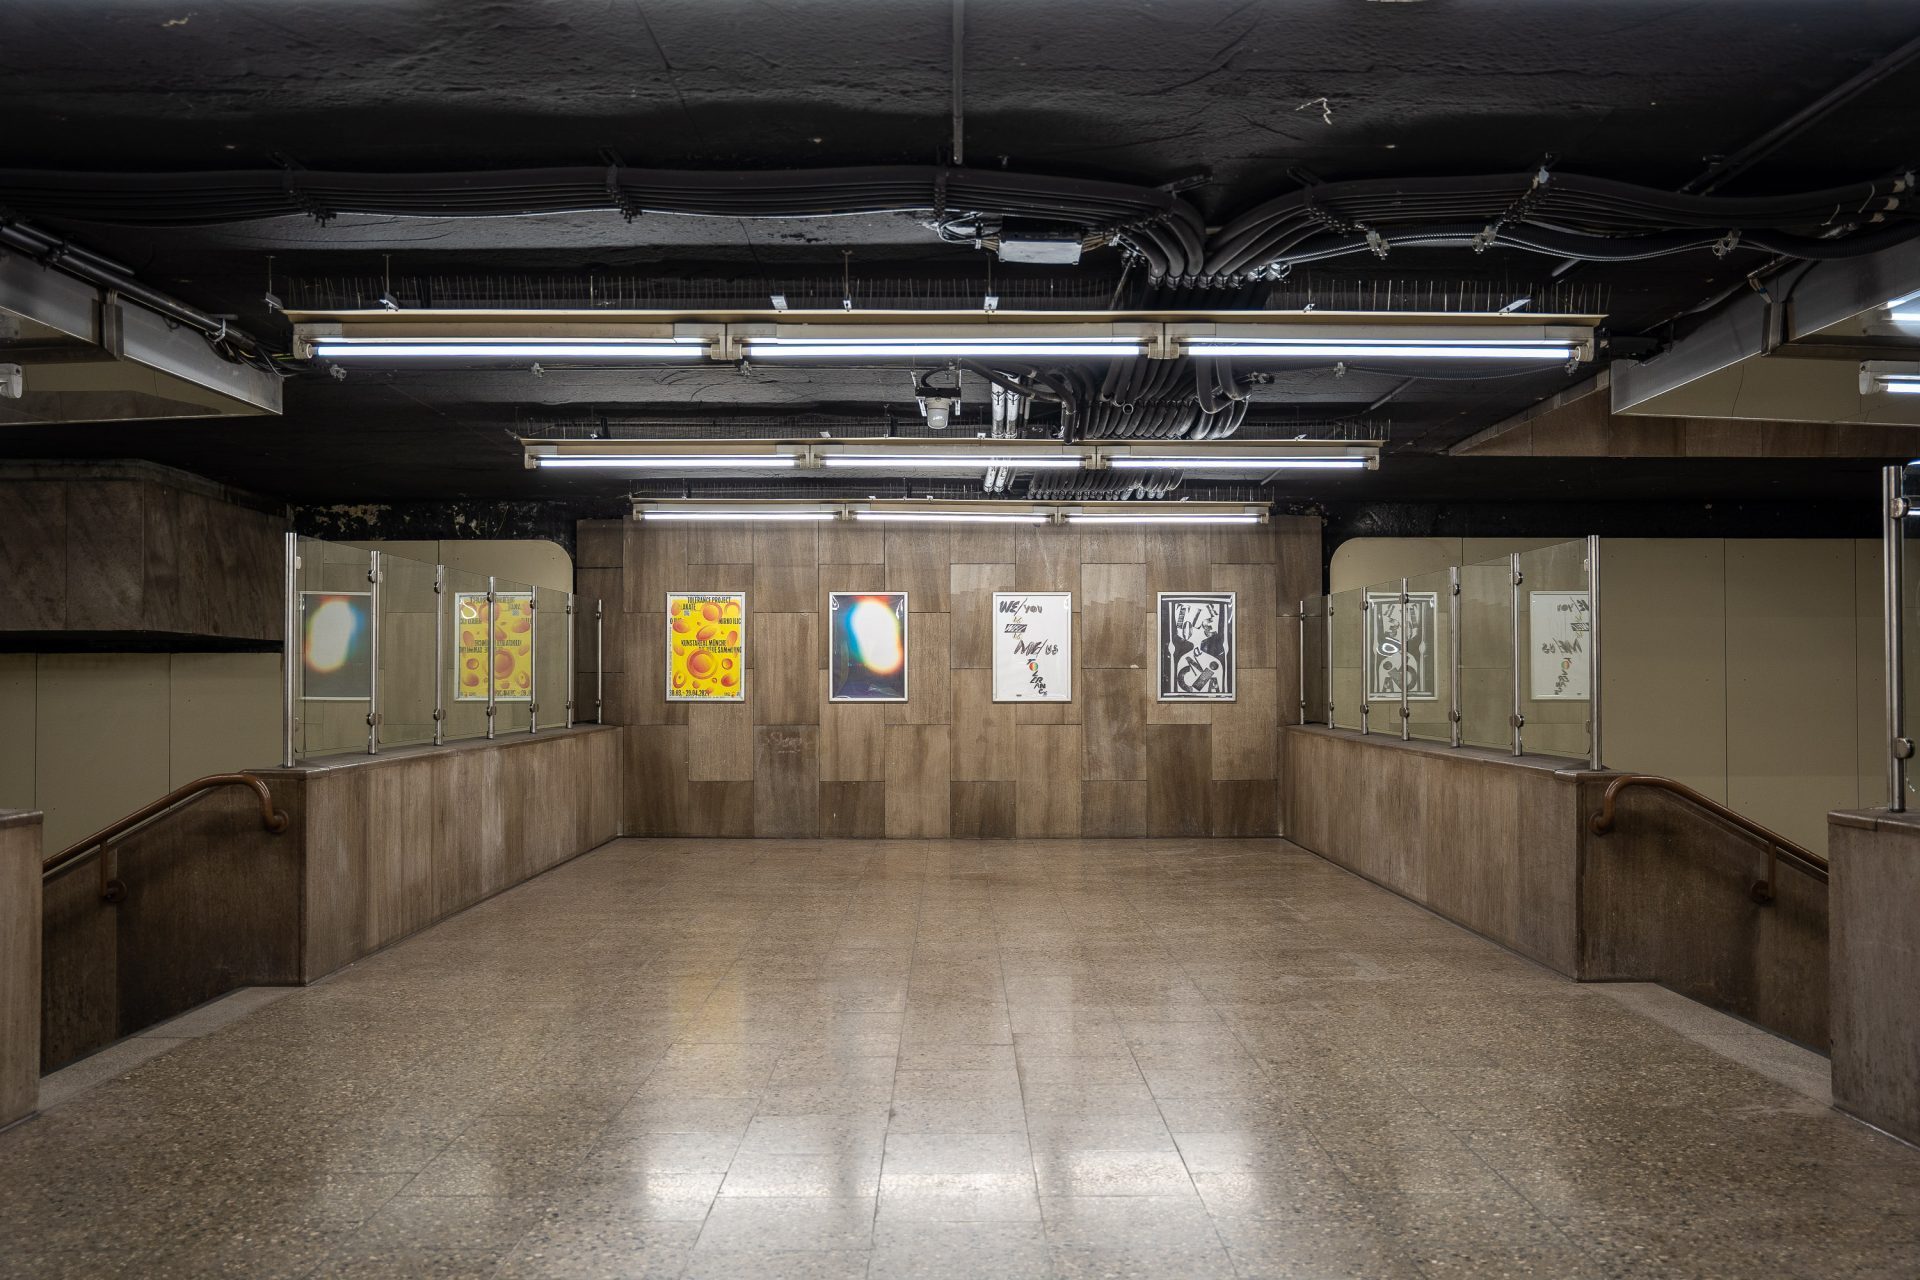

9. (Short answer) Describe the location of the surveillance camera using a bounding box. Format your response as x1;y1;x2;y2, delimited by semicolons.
923;397;952;430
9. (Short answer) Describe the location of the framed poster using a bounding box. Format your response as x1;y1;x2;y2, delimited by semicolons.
1158;592;1235;701
666;591;745;701
1529;590;1591;700
301;591;372;701
453;591;534;702
828;591;909;701
991;592;1072;702
1365;591;1439;702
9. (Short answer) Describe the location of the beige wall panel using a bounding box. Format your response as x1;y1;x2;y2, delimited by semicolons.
1855;539;1887;809
1210;779;1279;837
1274;517;1324;604
577;519;625;569
683;524;755;566
947;524;1020;565
1081;667;1148;781
820;780;886;837
0;481;68;629
65;480;145;630
1146;533;1209;601
1081;780;1147;837
170;653;280;783
1078;526;1144;564
885;724;950;837
1212;563;1276;668
820;670;889;782
0;657;37;813
1598;539;1728;800
688;691;755;783
36;655;170;852
685;563;753;596
0;814;38;1127
950;668;1017;782
1211;525;1277;565
624;724;689;836
1016;723;1082;837
753;523;819;614
818;522;886;566
949;563;1015;669
1017;526;1081;594
1147;724;1211;837
950;780;1016;838
754;725;820;837
625;524;686;615
886;528;953;612
1080;562;1148;670
755;613;819;725
1212;668;1278;781
886;611;951;725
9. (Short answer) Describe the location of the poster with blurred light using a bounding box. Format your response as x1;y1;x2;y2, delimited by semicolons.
666;591;745;701
453;591;535;701
301;591;373;700
828;591;909;701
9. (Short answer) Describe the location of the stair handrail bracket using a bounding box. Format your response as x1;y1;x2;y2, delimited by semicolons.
1588;772;1829;906
40;772;290;901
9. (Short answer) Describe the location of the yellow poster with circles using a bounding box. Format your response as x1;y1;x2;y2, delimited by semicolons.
666;591;745;701
453;591;534;701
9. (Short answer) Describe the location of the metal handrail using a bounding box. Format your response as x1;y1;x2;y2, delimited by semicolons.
41;773;289;901
1588;773;1829;905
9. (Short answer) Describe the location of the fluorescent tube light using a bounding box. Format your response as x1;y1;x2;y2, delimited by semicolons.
821;454;1084;470
1183;340;1575;361
313;338;704;359
1066;513;1263;525
852;510;1049;524
1882;381;1920;396
639;508;836;522
534;455;797;469
1862;363;1920;396
1106;456;1368;471
747;340;1142;359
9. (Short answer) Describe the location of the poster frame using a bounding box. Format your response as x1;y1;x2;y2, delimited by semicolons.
990;591;1073;703
1157;591;1237;702
826;590;910;703
664;590;748;703
299;589;374;702
452;589;535;703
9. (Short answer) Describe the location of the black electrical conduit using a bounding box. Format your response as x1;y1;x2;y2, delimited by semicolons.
4;164;1912;286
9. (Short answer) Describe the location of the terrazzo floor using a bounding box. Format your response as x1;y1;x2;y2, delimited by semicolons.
3;837;1917;1278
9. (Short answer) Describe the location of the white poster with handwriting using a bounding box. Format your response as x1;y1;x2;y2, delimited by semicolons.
1529;590;1591;700
992;592;1072;702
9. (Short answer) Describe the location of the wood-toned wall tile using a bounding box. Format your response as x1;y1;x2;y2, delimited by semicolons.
1275;618;1303;728
140;483;182;633
686;524;756;565
689;780;756;838
1212;668;1278;780
1016;723;1082;837
576;519;626;569
818;522;885;566
1082;780;1147;837
818;564;883;666
950;524;1021;564
753;523;818;614
754;612;819;725
1082;667;1148;780
577;567;625;618
820;669;889;781
1211;563;1276;668
1080;562;1148;669
1146;531;1211;600
624;524;685;615
1148;724;1211;836
1210;779;1280;837
1016;698;1081;725
820;781;886;837
885;724;950;836
1274;516;1323;603
686;563;753;595
367;763;435;949
624;724;689;835
65;480;144;630
688;691;755;782
1077;525;1144;564
615;621;687;725
887;611;951;725
754;725;820;836
1017;526;1081;594
949;563;1016;669
1;481;67;629
886;527;953;612
950;668;1017;782
1211;524;1278;564
951;781;1016;838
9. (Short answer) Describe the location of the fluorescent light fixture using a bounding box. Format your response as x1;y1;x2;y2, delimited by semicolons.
1882;381;1920;396
1106;455;1369;471
1886;288;1920;322
747;339;1142;359
1862;363;1920;396
1182;340;1576;361
1066;513;1263;525
852;510;1049;524
312;337;705;360
821;453;1084;470
639;508;835;522
534;454;797;470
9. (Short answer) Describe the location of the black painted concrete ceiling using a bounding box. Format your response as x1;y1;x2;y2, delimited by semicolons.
2;0;1919;506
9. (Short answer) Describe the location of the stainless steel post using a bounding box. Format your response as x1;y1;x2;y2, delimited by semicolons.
1510;552;1524;757
1448;566;1462;748
432;563;445;747
281;532;298;767
1399;578;1411;741
1296;601;1307;723
595;599;605;724
566;592;577;729
1885;466;1909;810
1587;535;1602;770
1324;600;1334;726
1358;597;1370;736
366;550;382;755
486;575;498;741
529;594;541;735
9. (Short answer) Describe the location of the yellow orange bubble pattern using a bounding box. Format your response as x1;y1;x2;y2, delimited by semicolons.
667;591;745;701
454;592;534;701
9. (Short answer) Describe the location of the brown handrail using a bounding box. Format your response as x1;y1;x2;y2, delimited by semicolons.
41;772;289;900
1588;773;1829;905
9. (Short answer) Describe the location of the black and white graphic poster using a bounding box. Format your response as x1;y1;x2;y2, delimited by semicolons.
991;592;1072;702
1158;592;1236;701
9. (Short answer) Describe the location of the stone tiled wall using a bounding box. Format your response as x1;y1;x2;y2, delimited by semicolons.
0;809;39;1127
580;516;1320;839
